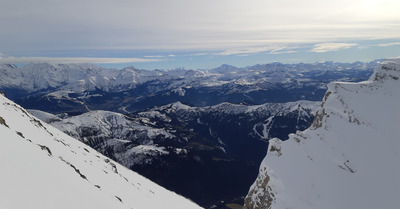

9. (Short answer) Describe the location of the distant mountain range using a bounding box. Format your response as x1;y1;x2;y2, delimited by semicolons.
0;61;376;114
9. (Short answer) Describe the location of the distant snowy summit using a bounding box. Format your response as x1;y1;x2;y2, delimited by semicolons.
0;94;202;209
244;58;400;209
0;61;376;114
0;61;377;95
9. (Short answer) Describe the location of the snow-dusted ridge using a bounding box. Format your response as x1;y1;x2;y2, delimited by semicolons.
28;109;175;167
0;61;377;114
0;61;376;95
244;58;400;209
0;94;202;209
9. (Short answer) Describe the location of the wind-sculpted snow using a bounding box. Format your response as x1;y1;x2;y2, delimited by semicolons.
0;94;202;209
244;58;400;209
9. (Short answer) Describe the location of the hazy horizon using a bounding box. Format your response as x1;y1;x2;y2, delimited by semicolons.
1;0;399;69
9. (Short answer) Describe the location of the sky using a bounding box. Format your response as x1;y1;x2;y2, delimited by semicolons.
0;0;399;69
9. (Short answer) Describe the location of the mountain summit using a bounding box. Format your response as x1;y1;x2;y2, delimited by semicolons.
244;58;400;209
0;93;202;209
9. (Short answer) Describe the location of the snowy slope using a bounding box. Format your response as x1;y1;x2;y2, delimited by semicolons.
244;58;400;209
0;94;202;209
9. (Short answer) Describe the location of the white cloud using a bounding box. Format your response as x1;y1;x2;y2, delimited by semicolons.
144;54;175;58
311;43;358;53
216;46;286;56
144;55;165;58
0;57;160;64
215;45;299;56
377;42;400;47
189;52;210;56
269;50;297;55
269;46;298;54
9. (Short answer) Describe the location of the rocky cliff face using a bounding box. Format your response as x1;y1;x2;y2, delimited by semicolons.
244;58;400;209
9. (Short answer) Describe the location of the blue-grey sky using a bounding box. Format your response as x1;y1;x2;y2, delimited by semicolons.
0;0;399;69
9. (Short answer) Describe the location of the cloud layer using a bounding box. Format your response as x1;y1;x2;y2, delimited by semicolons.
0;0;399;68
0;57;159;64
1;0;399;55
311;43;358;53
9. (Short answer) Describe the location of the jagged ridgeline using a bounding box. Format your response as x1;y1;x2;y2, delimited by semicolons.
0;62;375;114
244;59;400;209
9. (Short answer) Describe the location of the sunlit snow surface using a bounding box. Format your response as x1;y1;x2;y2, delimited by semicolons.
0;95;202;209
245;59;400;209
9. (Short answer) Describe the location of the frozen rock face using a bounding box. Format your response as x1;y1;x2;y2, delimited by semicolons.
244;58;400;209
0;94;202;209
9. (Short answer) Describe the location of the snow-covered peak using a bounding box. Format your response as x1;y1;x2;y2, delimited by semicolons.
211;64;239;73
369;58;400;82
0;94;202;209
244;59;400;209
169;101;193;110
